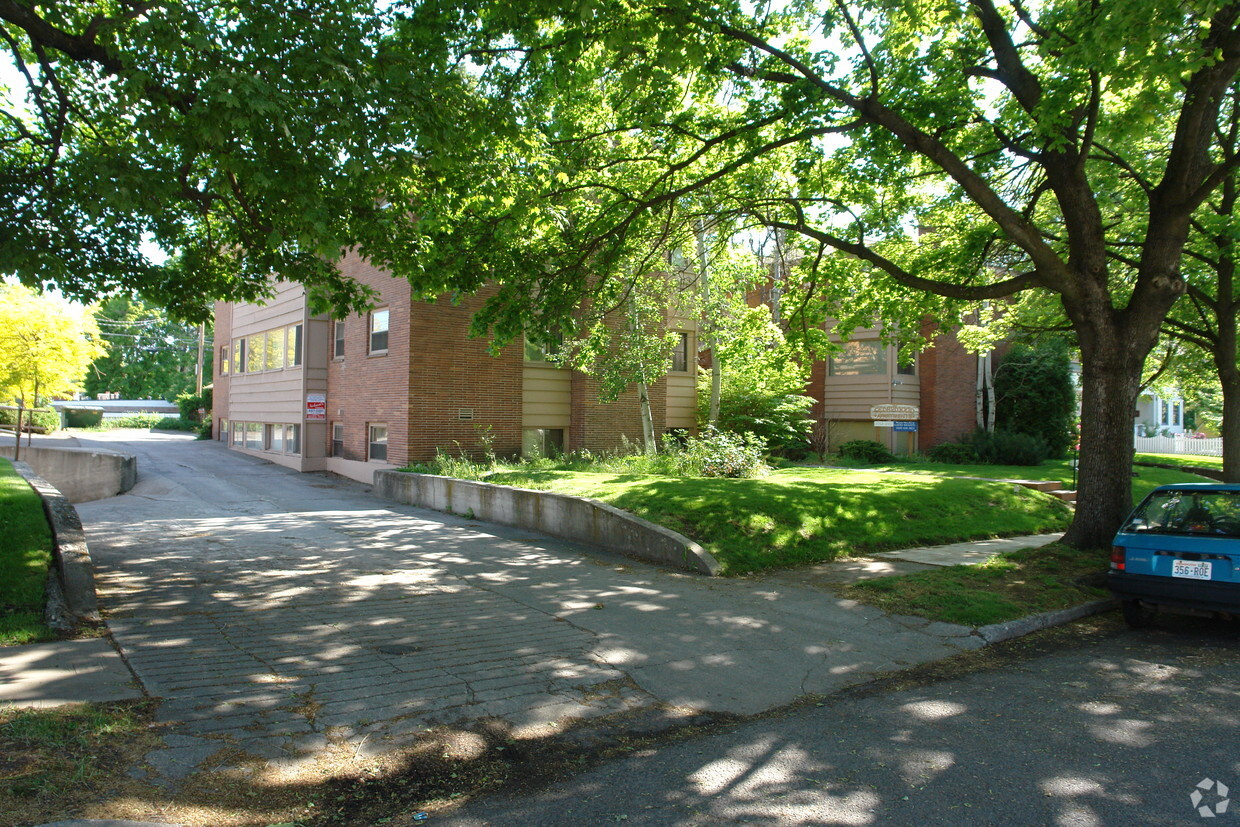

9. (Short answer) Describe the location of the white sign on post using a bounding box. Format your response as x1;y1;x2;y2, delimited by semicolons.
871;404;920;421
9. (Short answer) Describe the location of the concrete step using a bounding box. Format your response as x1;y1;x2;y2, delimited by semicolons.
1049;489;1077;503
1005;479;1063;493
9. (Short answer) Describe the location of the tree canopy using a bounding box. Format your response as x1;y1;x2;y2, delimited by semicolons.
7;1;1240;545
372;0;1240;546
84;295;208;400
0;282;103;406
0;0;435;319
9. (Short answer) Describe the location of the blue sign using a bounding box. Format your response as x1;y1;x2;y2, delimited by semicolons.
893;421;919;432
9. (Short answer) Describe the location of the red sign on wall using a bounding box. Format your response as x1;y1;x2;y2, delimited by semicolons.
305;393;326;422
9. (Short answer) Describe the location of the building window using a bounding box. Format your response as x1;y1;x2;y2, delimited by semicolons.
897;355;916;376
828;340;887;376
264;330;283;371
267;423;282;452
245;422;262;450
524;333;563;363
1161;399;1171;426
220;345;230;375
219;418;228;442
287;323;303;367
232;424;244;446
246;334;263;373
368;424;388;461
232;338;244;374
286;424;301;455
671;332;690;373
331;423;344;457
369;308;389;354
1173;401;1182;427
522;428;564;458
334;321;345;359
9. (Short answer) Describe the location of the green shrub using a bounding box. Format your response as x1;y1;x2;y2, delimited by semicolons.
175;387;212;423
106;413;166;429
994;339;1075;458
0;407;59;433
697;315;815;458
972;429;1048;466
926;441;979;464
152;416;197;432
195;420;213;439
670;428;769;478
837;439;895;464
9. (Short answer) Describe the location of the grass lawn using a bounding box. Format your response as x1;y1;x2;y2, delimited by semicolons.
475;466;1075;574
843;542;1109;627
0;458;55;645
1135;452;1223;472
0;700;158;825
849;457;1210;503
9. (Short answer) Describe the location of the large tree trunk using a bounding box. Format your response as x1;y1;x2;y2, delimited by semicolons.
1062;324;1148;548
696;221;721;425
1217;257;1240;483
1220;362;1240;483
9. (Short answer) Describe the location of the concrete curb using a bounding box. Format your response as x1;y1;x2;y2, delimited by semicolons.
974;598;1117;644
374;471;723;575
12;460;102;624
0;443;137;503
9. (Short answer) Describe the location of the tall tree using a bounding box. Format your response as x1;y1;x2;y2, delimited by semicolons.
381;0;1240;547
85;295;208;400
0;282;104;411
0;0;434;319
1161;91;1240;480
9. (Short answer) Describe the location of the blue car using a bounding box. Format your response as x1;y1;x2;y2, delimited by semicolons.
1108;483;1240;627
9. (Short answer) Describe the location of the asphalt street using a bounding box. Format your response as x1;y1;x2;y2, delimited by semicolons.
442;614;1240;826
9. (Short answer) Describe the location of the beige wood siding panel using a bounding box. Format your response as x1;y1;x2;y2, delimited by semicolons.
523;365;571;428
665;374;696;428
232;281;306;336
227;371;304;423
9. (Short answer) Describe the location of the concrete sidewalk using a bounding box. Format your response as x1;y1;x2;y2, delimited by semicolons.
3;431;1073;802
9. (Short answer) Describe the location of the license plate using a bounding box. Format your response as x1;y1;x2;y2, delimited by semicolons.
1172;559;1212;580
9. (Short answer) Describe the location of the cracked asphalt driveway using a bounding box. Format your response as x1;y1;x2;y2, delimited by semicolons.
75;431;986;788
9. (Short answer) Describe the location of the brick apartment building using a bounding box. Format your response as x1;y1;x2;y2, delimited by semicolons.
801;320;992;456
212;252;697;483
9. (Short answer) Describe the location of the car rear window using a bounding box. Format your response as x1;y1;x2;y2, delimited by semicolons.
1122;490;1240;538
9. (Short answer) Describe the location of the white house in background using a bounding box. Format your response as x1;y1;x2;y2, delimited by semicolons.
1135;389;1187;437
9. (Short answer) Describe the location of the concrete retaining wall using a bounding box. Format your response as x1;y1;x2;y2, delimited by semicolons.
0;444;136;503
374;471;722;576
10;460;101;625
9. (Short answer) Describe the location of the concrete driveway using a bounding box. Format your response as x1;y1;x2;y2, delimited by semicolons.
73;431;986;787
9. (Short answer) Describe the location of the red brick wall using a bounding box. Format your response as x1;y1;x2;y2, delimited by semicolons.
570;369;668;453
405;288;524;462
326;254;413;464
919;320;980;448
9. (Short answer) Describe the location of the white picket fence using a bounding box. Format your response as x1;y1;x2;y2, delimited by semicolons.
1134;435;1223;458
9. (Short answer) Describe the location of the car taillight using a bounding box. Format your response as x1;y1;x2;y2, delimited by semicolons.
1111;546;1126;571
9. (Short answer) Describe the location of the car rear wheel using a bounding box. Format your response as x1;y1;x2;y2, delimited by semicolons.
1121;599;1156;629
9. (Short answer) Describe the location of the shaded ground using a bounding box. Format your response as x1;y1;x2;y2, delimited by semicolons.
440;612;1240;826
15;430;1013;825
